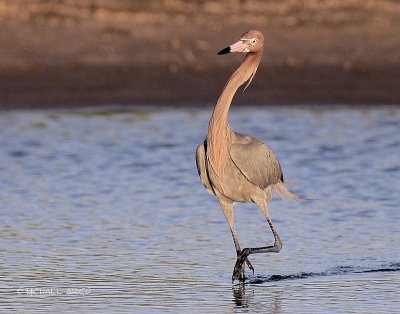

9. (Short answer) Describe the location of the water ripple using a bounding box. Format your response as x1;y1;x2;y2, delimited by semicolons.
248;262;400;284
0;106;399;313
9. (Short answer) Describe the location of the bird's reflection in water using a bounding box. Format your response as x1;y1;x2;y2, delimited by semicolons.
232;284;254;307
232;283;282;312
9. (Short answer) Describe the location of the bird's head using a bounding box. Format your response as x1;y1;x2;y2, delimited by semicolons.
218;30;264;55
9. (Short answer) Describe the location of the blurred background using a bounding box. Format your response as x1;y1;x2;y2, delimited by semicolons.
1;0;400;107
2;2;400;312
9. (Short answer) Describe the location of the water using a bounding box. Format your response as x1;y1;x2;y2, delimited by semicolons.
0;105;399;313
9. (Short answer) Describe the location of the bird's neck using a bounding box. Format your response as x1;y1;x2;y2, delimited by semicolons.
207;52;262;177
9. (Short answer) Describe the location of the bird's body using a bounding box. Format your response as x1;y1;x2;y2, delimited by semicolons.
195;30;297;282
196;131;282;203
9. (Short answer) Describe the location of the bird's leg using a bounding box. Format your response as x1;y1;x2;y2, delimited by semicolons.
232;231;255;275
219;200;254;281
232;202;282;282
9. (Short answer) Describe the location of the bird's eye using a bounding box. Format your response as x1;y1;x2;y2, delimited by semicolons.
250;38;257;45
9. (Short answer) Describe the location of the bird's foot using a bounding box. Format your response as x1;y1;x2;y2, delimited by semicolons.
232;248;251;283
236;250;254;274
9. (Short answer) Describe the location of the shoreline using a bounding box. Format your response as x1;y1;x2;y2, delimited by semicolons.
1;63;399;109
2;0;399;108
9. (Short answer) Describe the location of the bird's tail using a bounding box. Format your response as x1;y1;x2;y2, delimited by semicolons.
266;182;301;202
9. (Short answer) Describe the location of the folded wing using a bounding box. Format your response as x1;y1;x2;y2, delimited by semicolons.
230;137;283;190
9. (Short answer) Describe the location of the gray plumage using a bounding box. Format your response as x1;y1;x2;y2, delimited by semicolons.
196;132;283;198
195;30;298;282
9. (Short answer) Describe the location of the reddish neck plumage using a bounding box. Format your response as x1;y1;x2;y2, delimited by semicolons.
207;52;262;178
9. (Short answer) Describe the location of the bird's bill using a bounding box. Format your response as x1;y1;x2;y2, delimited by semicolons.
217;39;249;55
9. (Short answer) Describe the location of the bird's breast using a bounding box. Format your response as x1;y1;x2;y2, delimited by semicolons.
206;156;256;203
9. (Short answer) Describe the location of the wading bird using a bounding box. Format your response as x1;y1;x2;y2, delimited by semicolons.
196;30;298;282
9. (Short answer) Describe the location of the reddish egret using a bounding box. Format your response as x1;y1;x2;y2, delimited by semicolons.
196;30;298;282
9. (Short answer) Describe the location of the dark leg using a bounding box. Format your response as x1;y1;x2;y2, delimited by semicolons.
232;202;282;282
219;200;254;281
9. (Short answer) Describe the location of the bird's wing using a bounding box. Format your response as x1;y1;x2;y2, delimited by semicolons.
230;137;283;189
196;142;216;196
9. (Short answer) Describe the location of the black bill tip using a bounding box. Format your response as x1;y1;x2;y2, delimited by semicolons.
217;46;231;55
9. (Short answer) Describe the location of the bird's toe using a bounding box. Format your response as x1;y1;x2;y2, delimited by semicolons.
245;258;254;274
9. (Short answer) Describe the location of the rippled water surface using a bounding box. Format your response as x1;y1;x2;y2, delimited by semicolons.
1;106;399;313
